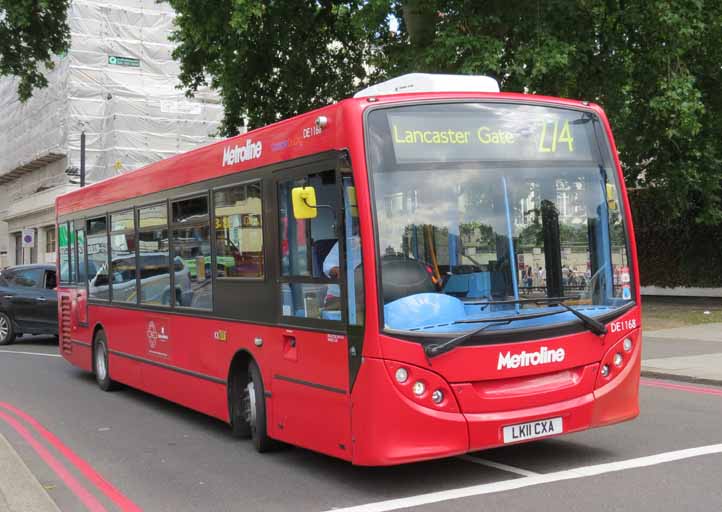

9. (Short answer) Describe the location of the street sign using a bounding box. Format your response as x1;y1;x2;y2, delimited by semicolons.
108;55;140;67
22;228;35;248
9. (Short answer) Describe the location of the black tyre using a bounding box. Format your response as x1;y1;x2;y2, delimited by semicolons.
244;361;274;452
93;330;119;391
0;312;15;346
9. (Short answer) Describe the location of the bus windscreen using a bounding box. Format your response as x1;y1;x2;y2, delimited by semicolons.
366;102;633;337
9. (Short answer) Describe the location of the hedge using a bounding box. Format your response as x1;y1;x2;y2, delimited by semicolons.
629;189;722;288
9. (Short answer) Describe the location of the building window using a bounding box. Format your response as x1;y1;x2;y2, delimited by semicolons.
46;227;56;253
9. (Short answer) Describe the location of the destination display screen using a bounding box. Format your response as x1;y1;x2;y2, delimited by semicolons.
384;104;598;164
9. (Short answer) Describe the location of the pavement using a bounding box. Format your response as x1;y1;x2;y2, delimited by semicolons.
0;434;60;512
642;323;722;386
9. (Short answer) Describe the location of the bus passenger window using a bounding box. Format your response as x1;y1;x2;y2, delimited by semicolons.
278;170;341;321
110;210;137;304
172;195;212;309
58;223;71;283
138;204;172;306
87;217;109;300
214;182;264;278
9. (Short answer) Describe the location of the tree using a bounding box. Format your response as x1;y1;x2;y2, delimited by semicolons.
166;0;374;134
361;1;722;224
168;0;722;223
0;0;70;101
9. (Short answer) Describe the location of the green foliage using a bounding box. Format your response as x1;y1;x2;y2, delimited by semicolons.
168;0;722;223
630;189;722;287
166;0;373;134
0;0;70;101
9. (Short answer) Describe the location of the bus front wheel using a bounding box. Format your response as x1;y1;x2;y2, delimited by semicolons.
243;361;273;452
93;330;119;392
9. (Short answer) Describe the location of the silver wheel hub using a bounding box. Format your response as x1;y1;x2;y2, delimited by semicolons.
0;316;7;341
243;381;257;427
96;343;107;380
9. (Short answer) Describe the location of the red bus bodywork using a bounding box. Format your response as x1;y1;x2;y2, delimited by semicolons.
56;90;641;465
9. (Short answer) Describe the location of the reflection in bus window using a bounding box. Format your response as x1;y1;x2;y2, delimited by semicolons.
110;210;136;304
214;182;264;278
86;217;109;300
172;195;211;310
58;223;71;283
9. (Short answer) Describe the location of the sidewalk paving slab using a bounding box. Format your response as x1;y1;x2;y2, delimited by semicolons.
0;434;60;512
642;323;722;387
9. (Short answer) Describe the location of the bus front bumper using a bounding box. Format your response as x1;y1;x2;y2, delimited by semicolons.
350;348;639;466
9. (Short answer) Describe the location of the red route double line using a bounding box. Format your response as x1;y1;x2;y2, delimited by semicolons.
0;402;141;512
641;378;722;396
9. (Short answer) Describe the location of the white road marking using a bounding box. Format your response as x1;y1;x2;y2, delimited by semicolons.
0;349;61;358
326;443;722;512
456;455;539;477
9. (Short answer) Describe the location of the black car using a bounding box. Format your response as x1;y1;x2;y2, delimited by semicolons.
0;264;58;345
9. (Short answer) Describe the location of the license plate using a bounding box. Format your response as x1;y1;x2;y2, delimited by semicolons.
503;417;563;443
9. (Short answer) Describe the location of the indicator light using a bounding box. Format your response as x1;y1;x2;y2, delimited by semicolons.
431;389;444;404
601;364;610;377
395;367;408;383
412;381;426;396
614;353;624;367
623;338;633;352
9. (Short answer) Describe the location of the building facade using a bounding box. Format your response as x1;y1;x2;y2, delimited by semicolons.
0;0;223;268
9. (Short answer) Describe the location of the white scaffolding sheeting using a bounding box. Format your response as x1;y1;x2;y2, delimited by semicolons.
0;0;222;184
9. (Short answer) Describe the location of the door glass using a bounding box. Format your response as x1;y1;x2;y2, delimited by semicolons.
343;175;364;326
13;268;43;288
278;170;341;320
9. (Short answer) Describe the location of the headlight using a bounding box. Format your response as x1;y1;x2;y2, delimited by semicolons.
395;367;408;383
431;389;444;404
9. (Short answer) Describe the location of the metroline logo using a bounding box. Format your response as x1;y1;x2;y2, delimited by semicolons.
497;346;565;370
222;139;263;167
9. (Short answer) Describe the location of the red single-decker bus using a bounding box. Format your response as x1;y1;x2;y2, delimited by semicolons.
56;74;641;465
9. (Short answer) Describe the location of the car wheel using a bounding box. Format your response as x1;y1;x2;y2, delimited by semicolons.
93;330;119;391
0;312;15;346
243;361;274;452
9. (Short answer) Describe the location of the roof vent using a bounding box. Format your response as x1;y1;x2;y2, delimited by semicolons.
354;73;500;98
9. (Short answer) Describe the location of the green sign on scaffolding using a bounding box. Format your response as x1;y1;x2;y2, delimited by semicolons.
108;55;140;67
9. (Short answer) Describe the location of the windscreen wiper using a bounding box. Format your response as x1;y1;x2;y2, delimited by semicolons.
424;297;608;358
425;320;511;358
468;296;607;336
425;307;574;358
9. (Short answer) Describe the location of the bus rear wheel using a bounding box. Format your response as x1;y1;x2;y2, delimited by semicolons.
242;361;273;452
93;330;119;391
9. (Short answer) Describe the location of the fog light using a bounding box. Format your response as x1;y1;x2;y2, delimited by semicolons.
614;353;624;367
412;381;426;396
395;367;408;383
601;364;610;377
623;338;633;352
431;389;444;404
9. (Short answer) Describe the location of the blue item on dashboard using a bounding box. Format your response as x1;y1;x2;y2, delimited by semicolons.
385;293;466;330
